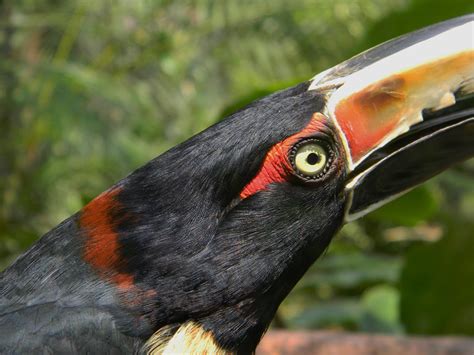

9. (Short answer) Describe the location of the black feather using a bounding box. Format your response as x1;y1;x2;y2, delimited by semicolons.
0;82;348;353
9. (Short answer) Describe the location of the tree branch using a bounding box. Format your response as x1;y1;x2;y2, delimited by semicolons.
257;330;474;355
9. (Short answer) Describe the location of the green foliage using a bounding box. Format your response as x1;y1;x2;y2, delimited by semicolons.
361;285;403;333
361;0;474;49
400;218;474;335
369;186;439;227
278;254;404;332
1;0;473;336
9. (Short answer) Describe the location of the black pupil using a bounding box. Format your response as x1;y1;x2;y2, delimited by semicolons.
306;152;320;165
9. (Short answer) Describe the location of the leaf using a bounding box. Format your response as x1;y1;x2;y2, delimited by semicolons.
359;0;474;53
299;253;402;290
361;284;404;333
368;185;438;226
400;217;474;335
288;299;363;330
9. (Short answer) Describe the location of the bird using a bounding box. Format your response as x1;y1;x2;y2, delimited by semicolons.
0;14;473;354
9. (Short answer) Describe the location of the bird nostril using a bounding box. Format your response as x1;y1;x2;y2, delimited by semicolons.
306;153;321;165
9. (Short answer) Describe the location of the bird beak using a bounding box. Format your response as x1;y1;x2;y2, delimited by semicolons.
309;15;473;222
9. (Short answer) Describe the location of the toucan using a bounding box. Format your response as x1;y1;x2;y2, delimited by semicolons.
0;14;473;355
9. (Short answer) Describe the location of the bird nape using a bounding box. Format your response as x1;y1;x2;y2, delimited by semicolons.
1;14;473;355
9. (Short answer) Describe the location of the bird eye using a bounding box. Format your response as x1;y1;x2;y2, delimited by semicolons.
291;141;330;179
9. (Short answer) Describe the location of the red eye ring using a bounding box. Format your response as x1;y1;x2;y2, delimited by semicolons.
240;112;335;199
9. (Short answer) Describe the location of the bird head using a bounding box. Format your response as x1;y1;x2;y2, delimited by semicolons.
76;15;473;353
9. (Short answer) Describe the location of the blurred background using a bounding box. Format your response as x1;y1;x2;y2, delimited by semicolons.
1;0;473;338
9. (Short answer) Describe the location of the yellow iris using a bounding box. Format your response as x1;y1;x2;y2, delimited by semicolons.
294;143;327;176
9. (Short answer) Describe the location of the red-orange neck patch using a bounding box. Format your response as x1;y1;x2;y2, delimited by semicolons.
240;112;327;199
80;187;134;290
